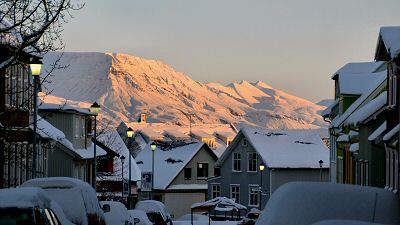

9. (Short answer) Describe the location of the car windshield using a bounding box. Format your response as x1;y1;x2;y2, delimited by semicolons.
0;208;34;225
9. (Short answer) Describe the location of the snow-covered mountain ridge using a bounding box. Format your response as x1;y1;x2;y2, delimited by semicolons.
43;52;327;129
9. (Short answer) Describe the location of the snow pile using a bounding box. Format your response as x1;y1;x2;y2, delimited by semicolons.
238;127;329;168
21;177;104;225
42;52;327;130
257;182;400;225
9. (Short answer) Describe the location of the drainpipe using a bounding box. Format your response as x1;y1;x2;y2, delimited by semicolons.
269;168;273;199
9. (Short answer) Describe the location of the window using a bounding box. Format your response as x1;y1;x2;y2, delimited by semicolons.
212;184;221;198
233;152;241;172
214;167;221;176
248;152;257;172
242;138;248;147
248;185;260;207
184;168;192;180
230;185;240;203
197;163;208;179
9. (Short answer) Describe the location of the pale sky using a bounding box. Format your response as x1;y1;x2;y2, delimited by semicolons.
62;0;400;102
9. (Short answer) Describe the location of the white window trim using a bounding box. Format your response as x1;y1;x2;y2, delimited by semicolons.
211;183;221;199
230;184;240;203
247;152;258;172
197;162;209;179
232;152;241;172
248;184;260;207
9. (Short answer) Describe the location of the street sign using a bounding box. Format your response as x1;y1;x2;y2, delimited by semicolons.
123;179;129;196
141;172;153;192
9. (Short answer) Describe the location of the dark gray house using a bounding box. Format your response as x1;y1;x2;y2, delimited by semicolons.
208;127;329;210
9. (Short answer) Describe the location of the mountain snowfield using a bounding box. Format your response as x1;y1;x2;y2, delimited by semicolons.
42;52;327;129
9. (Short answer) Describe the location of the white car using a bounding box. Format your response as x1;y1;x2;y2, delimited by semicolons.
135;200;173;225
22;177;106;225
128;209;153;225
0;187;75;225
100;201;134;225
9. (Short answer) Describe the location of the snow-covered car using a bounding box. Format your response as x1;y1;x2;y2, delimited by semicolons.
257;182;400;225
135;200;173;225
128;209;153;225
0;187;74;225
237;208;260;225
100;201;133;225
21;177;105;225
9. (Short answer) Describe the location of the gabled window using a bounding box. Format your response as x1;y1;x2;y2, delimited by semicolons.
388;63;397;108
184;168;192;180
248;152;257;172
197;163;208;179
211;184;221;199
242;138;248;147
233;152;241;172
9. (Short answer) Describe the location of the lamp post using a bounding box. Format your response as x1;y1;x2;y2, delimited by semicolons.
30;58;42;178
90;102;100;190
151;142;156;200
120;155;126;200
126;127;134;209
319;160;324;182
259;162;265;210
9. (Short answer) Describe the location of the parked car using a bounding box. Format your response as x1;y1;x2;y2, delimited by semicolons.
177;213;211;222
238;208;260;225
22;177;105;225
100;201;133;225
128;209;153;225
0;187;74;225
135;200;173;225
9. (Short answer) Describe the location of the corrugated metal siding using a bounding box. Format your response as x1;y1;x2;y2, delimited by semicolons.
165;192;206;218
270;169;329;193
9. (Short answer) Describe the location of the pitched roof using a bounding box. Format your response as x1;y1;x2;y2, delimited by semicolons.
331;61;384;79
135;142;217;190
376;26;400;59
217;127;329;169
368;121;386;142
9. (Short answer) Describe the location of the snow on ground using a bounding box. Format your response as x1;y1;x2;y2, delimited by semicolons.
173;221;238;225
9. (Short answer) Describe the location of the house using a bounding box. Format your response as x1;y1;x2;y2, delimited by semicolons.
215;131;236;146
0;47;53;187
323;61;387;184
209;127;329;210
96;129;141;208
38;103;108;185
164;130;190;142
375;26;400;193
191;130;217;149
135;141;218;218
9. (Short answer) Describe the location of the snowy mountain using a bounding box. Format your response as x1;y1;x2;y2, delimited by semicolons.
42;52;327;129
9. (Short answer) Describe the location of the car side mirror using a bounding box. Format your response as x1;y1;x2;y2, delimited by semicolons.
134;218;140;225
102;204;111;213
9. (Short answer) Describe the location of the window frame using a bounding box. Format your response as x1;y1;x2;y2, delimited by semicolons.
230;184;240;203
232;152;241;172
184;168;192;180
197;162;209;179
211;183;221;199
242;138;248;147
247;152;258;172
248;184;260;207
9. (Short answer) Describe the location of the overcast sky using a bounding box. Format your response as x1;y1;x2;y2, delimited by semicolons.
62;0;400;102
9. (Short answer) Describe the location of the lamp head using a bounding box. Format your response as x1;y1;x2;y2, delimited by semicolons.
151;142;156;151
319;160;324;168
259;162;265;171
90;102;100;115
120;155;126;164
30;57;42;76
127;127;134;138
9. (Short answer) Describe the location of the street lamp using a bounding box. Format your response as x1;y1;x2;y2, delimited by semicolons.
120;155;126;200
319;160;324;182
30;57;42;178
151;142;156;200
126;127;134;209
259;161;265;210
90;102;100;189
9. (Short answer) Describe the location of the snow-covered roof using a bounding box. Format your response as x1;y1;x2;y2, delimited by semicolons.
218;128;329;169
339;72;384;95
321;99;339;117
21;177;104;225
135;142;214;190
74;143;107;159
0;187;52;209
331;71;386;128
368;121;386;141
336;134;349;143
349;143;359;152
141;128;165;140
167;184;208;190
345;91;387;126
257;182;400;225
40;103;96;116
215;131;236;139
383;124;400;142
164;129;190;140
191;197;247;210
192;130;215;139
331;61;384;79
97;130;141;181
379;26;400;59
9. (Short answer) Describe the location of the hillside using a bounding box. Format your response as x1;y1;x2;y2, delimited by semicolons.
42;52;327;129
